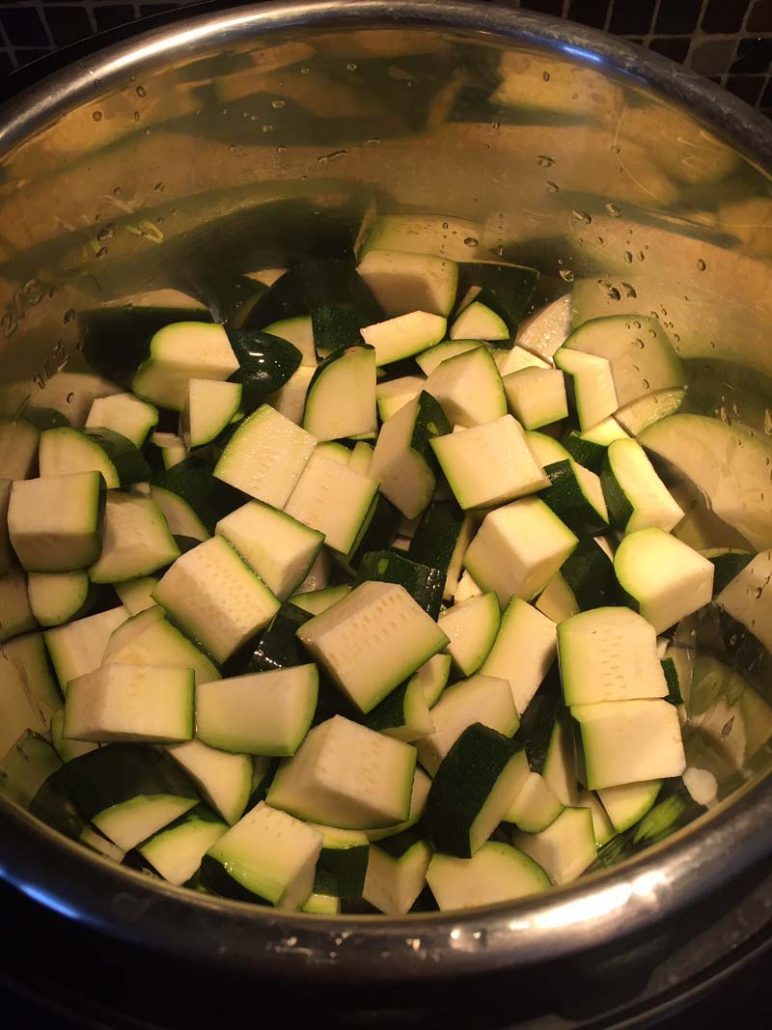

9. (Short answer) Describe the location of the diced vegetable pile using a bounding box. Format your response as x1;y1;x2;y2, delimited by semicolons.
1;214;771;915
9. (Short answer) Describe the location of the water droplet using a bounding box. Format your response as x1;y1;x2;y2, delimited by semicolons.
262;124;274;134
96;223;114;242
133;111;140;122
624;251;633;263
537;155;554;167
605;202;621;218
642;378;650;389
721;717;735;739
697;258;706;271
463;236;479;248
633;338;645;349
112;186;122;196
65;392;74;404
92;110;103;122
275;144;287;154
622;282;637;298
764;409;772;436
300;66;310;75
95;247;107;259
605;285;621;301
559;269;575;283
364;137;381;146
496;244;504;257
572;210;592;224
154;181;164;191
346;62;358;71
637;251;646;262
596;236;604;244
136;85;147;98
271;98;285;109
546;181;559;193
543;71;550;81
633;320;641;328
63;308;76;324
490;120;501;130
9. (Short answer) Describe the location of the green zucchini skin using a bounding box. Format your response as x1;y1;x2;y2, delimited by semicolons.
408;500;466;575
228;330;302;410
541;460;607;537
355;549;444;620
561;538;619;611
456;261;539;346
151;457;247;533
220;603;312;677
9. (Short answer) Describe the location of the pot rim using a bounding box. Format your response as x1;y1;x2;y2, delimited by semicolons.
0;0;770;980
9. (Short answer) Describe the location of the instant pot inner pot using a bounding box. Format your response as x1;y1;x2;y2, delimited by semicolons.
0;6;769;970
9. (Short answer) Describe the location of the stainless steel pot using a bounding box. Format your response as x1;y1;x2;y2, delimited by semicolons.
0;0;770;989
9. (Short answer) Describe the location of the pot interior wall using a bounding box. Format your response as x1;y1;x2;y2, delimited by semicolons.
0;12;769;924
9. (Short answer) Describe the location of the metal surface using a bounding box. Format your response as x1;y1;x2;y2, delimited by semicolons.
0;0;770;982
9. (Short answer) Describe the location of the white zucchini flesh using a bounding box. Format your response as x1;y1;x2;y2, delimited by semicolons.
564;315;684;411
291;583;351;616
303;346;377;441
293;549;332;594
267;715;417;829
603;437;684;533
153;537;280;664
614;528;714;633
139;811;227;886
614;387;685;436
598;779;662;833
416;674;518;776
503;367;569;430
104;608;219;686
571;699;686;790
297;580;448;714
416;339;483;377
207;802;322;910
153;433;188;470
543;717;579;808
494;345;551;376
464;498;578;607
44;606;129;693
314;442;351;465
8;472;104;573
438;592;500;676
79;826;125;863
214;404;317;508
27;571;90;627
85;393;158;448
503;772;564;833
216;500;323;600
368;397;436;520
554;347;619;431
576;790;616;847
513;806;597;886
557;607;668;705
358;213;484;262
449;301;509;342
364;838;432;915
262;315;317;366
196;665;318;756
365;767;432;843
132;322;240;411
376;376;426;422
407;652;452;708
454;569;483;604
480;598;557;716
715;548;772;653
284;452;378;556
348;440;374;476
423;346;506;427
427;842;550;911
638;414;772;551
361;310;446;365
431;415;548;509
356;248;458;317
514;294;572;363
64;663;194;743
94;796;198;853
89;493;180;584
535;573;579;623
182;379;242;448
166;738;253;825
149;487;210;543
266;365;315;426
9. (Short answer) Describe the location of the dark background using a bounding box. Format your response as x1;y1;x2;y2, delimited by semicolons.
0;0;769;114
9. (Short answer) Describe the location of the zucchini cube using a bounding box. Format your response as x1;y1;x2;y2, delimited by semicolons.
8;471;104;572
